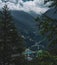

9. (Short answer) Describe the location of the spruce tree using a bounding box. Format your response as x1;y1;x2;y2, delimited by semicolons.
36;15;57;55
0;4;25;65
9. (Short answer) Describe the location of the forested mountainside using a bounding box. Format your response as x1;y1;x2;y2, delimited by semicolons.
0;0;57;65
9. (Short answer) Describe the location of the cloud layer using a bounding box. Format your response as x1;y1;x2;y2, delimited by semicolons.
0;0;53;17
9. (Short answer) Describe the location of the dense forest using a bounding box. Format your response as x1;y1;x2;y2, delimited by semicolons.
0;0;57;65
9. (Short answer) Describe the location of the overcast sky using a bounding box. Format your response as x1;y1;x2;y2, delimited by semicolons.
0;0;53;17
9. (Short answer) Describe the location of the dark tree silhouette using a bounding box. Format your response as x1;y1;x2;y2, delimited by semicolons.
0;4;25;65
36;15;57;55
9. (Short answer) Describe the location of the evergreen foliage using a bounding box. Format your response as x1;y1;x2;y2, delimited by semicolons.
37;16;57;55
34;50;57;65
35;0;57;63
0;4;25;65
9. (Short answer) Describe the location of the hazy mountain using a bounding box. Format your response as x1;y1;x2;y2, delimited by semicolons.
0;0;50;18
45;7;57;20
11;10;42;48
0;0;50;50
11;10;36;31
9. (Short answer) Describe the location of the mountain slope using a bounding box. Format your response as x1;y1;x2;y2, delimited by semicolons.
11;10;41;48
11;10;37;32
45;7;57;20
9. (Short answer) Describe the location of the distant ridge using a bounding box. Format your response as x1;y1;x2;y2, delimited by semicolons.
45;7;57;20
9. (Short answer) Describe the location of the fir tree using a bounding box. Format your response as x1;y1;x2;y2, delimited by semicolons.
0;4;25;65
36;15;57;55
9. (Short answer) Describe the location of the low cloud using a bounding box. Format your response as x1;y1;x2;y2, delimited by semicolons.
0;0;53;17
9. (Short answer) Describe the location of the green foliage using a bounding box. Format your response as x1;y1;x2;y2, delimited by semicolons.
23;50;57;65
36;15;57;55
35;0;57;64
0;4;25;65
31;50;57;65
